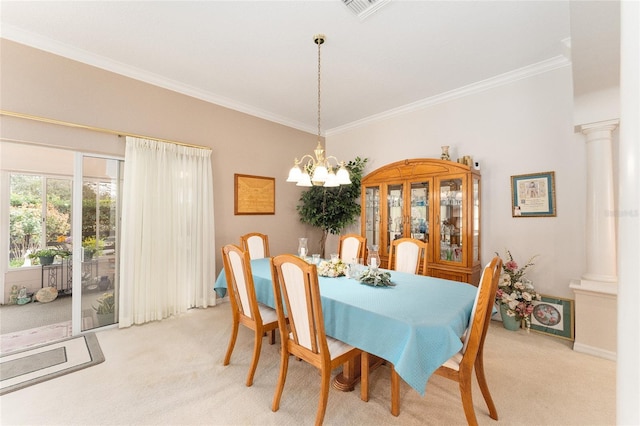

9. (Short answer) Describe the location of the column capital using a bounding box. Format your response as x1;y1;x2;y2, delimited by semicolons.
577;119;620;135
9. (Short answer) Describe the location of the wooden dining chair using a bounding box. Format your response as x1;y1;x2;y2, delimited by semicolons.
240;232;270;259
221;244;278;387
337;233;366;263
387;237;428;274
361;256;502;425
270;254;362;426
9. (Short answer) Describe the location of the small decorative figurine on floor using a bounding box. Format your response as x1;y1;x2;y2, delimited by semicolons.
17;286;31;305
9;285;19;304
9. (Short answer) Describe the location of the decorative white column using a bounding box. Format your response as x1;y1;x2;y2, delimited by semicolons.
570;119;618;360
581;120;618;284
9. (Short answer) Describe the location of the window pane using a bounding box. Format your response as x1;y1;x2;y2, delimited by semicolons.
46;178;72;245
9;174;42;267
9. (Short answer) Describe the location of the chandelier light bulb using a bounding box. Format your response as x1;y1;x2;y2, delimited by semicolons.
286;162;302;182
336;163;352;185
324;170;339;187
296;172;312;187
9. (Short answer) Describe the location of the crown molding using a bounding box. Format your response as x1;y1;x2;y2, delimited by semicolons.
326;55;571;136
0;25;316;134
2;24;569;137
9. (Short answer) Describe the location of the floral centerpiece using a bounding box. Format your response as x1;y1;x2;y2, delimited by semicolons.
358;268;394;287
495;250;541;330
317;258;348;277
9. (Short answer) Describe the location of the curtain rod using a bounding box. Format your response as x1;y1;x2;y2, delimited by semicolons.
0;109;212;151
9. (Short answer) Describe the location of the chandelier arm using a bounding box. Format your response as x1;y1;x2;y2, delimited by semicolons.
324;156;342;167
297;154;318;168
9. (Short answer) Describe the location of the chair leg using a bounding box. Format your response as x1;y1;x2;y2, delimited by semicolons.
315;367;331;426
360;352;369;402
223;319;239;366
391;365;400;416
271;345;289;412
246;328;263;387
459;374;479;426
269;329;276;345
475;352;498;420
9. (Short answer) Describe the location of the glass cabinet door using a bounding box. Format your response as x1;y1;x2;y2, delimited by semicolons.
386;184;404;255
364;186;380;251
409;181;429;243
472;176;480;263
438;177;463;263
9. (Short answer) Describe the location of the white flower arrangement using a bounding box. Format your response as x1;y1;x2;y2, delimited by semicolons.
358;268;394;287
317;259;348;277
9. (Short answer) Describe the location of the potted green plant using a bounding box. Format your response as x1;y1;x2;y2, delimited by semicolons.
82;236;105;260
29;248;63;266
92;292;115;326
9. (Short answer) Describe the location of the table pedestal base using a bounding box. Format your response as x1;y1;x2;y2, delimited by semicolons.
333;353;384;391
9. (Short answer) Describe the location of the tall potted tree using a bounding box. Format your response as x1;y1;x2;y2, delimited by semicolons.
297;157;367;258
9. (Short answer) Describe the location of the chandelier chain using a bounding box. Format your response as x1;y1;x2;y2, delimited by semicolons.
317;36;322;140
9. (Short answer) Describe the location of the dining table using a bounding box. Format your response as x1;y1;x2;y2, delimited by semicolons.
214;257;477;396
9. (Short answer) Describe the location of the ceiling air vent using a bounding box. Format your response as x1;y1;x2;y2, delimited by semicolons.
342;0;391;20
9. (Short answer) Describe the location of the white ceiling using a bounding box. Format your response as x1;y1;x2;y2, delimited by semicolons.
0;1;619;135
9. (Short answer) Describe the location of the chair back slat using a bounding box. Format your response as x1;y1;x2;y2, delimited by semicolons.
228;249;253;319
396;241;420;273
338;234;366;263
281;262;317;351
240;232;270;259
222;244;261;323
388;238;427;274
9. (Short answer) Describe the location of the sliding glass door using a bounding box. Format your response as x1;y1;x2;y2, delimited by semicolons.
72;154;123;333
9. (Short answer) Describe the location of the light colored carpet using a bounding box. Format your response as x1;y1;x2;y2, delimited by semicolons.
0;301;615;425
0;333;104;395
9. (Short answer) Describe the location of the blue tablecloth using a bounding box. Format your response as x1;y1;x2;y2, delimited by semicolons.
214;258;476;395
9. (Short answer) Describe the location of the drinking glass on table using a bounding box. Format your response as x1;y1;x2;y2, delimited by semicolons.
348;258;362;279
312;254;321;265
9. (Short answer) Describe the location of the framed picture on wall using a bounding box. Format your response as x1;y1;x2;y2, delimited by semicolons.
234;174;275;215
530;294;574;341
511;171;556;217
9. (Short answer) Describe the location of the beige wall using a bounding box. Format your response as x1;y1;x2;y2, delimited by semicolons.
0;39;323;290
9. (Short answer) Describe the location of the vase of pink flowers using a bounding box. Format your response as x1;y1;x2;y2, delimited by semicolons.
495;250;541;330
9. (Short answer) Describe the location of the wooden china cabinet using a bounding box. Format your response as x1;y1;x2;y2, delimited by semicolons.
360;158;482;285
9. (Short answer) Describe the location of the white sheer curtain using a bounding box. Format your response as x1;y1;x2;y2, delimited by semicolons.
119;137;215;327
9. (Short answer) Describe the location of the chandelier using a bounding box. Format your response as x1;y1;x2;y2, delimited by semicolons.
286;34;351;187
